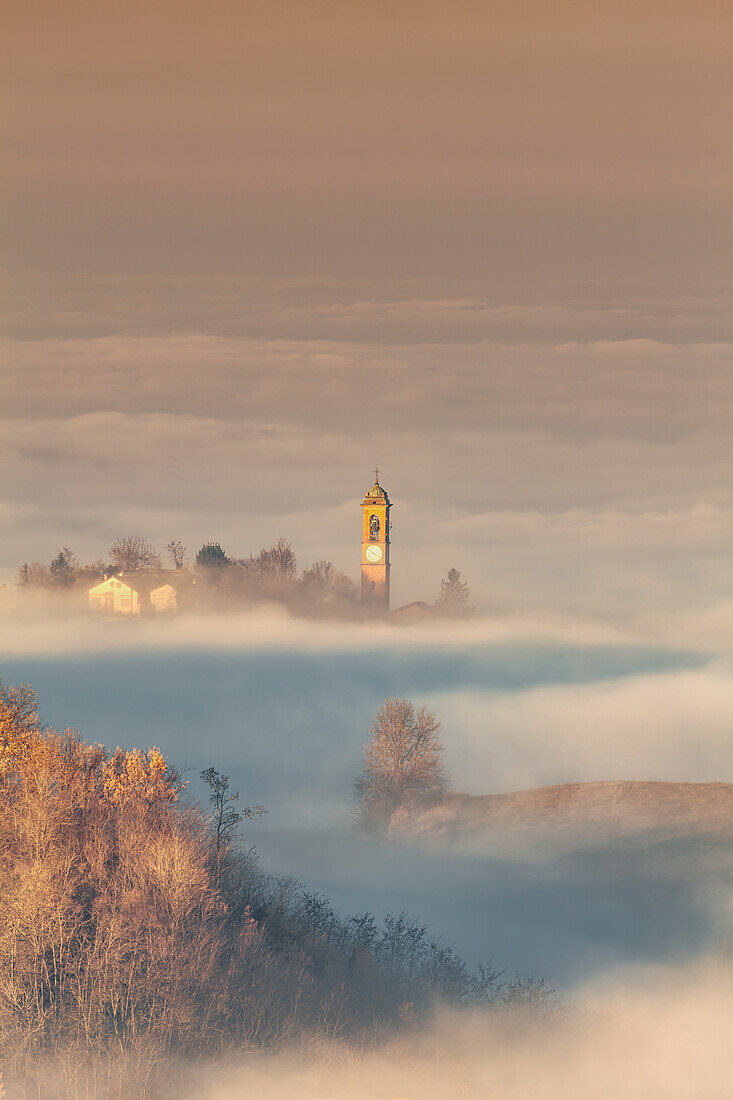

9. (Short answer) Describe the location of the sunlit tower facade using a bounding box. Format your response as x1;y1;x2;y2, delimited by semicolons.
361;469;391;613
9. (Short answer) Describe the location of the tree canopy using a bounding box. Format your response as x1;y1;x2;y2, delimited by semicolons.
356;697;447;828
0;681;540;1095
110;535;161;571
49;546;78;588
196;541;228;567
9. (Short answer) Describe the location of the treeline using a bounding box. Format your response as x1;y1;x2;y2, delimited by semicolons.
16;535;359;618
0;682;547;1097
192;536;359;614
15;535;474;619
16;536;170;591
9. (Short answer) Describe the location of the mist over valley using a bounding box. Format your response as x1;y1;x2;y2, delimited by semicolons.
4;0;733;1092
3;617;729;989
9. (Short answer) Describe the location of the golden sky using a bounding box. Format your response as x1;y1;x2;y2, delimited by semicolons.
4;0;732;281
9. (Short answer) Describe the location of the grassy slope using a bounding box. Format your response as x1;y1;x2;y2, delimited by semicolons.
395;781;733;841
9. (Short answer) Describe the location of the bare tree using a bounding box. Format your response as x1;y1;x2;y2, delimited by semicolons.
238;538;297;600
75;559;108;584
17;561;52;587
109;535;161;571
355;698;447;828
301;559;335;599
165;539;186;570
200;767;266;851
253;537;297;578
301;560;357;605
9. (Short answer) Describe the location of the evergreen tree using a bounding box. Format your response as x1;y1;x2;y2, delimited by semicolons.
195;542;229;572
436;568;473;617
49;546;78;588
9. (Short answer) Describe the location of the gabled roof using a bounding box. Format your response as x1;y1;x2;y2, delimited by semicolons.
390;601;435;622
89;570;185;596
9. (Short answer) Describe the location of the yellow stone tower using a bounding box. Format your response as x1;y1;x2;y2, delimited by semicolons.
361;468;391;612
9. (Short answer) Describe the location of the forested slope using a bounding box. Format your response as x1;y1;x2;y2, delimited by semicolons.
0;681;544;1097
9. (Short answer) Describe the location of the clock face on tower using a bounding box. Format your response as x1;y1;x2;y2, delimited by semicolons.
365;544;383;563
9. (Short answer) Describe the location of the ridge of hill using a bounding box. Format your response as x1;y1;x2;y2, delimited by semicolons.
391;781;733;842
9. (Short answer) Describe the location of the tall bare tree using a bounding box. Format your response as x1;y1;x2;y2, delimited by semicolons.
355;698;447;827
165;538;186;570
252;537;297;577
110;535;161;571
200;766;266;852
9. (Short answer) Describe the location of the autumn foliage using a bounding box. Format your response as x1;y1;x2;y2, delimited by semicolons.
0;681;544;1096
0;683;216;1054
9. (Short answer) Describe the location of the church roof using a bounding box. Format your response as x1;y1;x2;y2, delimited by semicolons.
390;601;435;623
363;469;390;504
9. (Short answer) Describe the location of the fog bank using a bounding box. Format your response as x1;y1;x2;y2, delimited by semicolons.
197;961;733;1099
2;621;729;983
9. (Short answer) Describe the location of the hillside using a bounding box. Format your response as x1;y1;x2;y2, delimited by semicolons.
1;680;533;1097
391;781;733;843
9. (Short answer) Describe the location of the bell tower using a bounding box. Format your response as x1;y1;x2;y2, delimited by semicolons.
361;468;391;612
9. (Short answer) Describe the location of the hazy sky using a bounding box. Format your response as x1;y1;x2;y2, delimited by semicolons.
3;0;732;618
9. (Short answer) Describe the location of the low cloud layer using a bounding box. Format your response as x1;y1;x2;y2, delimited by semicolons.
433;660;733;794
2;287;732;617
2;610;730;981
197;962;733;1099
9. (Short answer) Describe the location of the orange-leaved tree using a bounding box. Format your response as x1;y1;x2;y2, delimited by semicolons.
102;745;182;806
0;681;38;780
0;680;358;1065
0;683;234;1055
